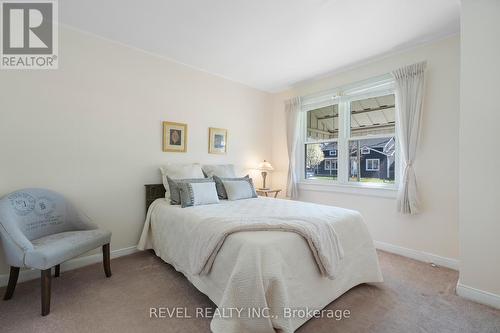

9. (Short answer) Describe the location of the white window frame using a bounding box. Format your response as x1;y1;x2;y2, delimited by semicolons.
298;74;399;196
329;149;337;157
366;159;380;171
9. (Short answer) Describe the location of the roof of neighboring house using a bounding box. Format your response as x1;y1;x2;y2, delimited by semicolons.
350;137;396;157
320;137;395;157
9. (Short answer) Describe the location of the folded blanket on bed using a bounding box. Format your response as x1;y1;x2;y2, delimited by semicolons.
188;214;344;279
138;199;346;280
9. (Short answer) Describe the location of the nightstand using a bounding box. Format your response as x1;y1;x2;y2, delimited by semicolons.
256;189;282;198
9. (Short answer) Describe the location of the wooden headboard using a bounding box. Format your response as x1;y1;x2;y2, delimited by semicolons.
145;184;166;213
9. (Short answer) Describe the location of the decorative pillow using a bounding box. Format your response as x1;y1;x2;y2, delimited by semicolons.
221;179;258;201
212;175;251;199
178;182;220;208
167;176;214;205
160;164;205;199
201;164;236;178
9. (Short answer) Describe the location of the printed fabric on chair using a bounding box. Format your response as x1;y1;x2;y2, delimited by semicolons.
0;188;112;316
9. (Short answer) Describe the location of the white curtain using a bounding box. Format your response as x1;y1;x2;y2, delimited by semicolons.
392;61;426;214
285;97;301;199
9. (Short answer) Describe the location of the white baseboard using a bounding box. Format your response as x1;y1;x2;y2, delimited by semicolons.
456;281;500;309
0;245;138;287
374;240;459;270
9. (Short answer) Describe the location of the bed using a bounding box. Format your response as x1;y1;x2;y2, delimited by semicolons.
138;184;383;333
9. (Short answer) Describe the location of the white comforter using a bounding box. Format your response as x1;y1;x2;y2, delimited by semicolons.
138;197;382;333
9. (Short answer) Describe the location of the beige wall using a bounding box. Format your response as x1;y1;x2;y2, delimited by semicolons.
271;36;460;261
459;0;500;300
1;9;498;307
0;26;273;275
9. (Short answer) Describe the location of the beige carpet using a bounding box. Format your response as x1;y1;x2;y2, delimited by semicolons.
1;250;499;333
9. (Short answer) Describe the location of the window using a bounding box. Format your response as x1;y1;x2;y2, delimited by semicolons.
349;137;395;183
324;159;332;170
305;142;338;181
324;158;338;171
301;76;398;187
348;94;396;184
306;104;339;141
366;159;380;171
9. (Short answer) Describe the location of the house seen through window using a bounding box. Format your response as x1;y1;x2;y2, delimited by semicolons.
304;80;397;186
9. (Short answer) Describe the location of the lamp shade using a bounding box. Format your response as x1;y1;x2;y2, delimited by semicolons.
257;160;274;171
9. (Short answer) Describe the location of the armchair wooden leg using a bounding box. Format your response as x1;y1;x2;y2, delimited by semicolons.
103;244;112;278
54;265;60;278
41;269;51;316
3;266;20;300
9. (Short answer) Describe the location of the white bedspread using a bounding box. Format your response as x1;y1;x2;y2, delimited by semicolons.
138;197;383;333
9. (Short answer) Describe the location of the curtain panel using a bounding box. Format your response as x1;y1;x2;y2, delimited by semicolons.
284;97;301;199
392;61;427;214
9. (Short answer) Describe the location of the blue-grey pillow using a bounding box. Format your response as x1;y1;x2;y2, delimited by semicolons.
178;182;220;208
166;176;213;205
222;179;258;201
212;175;250;199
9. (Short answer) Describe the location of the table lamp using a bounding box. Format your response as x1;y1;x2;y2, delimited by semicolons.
257;160;274;190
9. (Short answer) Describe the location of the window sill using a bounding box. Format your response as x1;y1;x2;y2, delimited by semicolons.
298;181;398;198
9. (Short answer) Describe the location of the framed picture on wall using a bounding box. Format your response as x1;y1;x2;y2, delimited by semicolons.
208;127;227;154
163;121;187;152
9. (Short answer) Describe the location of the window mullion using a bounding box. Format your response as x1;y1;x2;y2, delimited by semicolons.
337;99;349;184
298;112;307;182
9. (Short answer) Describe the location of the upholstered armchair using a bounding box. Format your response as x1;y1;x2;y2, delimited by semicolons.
0;188;112;316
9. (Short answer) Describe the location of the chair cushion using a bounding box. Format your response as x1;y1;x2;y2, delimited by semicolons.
25;229;111;270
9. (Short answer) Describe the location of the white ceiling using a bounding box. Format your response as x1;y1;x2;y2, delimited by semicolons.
60;0;460;92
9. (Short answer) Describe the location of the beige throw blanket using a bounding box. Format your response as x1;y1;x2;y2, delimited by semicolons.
189;216;344;279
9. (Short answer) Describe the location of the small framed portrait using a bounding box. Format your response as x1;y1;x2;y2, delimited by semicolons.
163;121;187;152
208;127;227;154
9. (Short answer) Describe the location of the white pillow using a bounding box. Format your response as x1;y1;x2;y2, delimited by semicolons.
222;179;258;201
160;163;205;199
202;164;236;178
